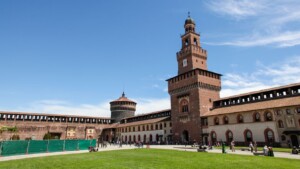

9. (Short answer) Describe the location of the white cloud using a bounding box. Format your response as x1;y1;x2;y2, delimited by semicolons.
205;0;300;47
15;100;111;117
206;0;267;19
134;98;170;114
204;31;300;47
221;56;300;97
13;97;170;118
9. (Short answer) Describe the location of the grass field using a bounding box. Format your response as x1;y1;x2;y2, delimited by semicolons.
214;146;292;153
0;149;299;169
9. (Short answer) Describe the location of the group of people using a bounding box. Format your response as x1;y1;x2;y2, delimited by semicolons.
248;141;258;152
230;140;274;156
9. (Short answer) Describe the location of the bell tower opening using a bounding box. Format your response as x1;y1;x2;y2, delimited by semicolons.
177;13;208;74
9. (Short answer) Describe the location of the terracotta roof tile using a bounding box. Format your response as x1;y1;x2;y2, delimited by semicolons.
117;117;170;127
218;82;300;101
110;92;136;103
0;111;110;119
202;96;300;117
123;109;171;120
111;97;136;103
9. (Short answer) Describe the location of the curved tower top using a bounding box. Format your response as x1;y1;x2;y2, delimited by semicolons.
110;92;136;123
177;13;207;74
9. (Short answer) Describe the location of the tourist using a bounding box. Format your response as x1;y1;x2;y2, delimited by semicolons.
268;147;274;157
287;140;291;148
291;146;299;154
249;142;254;152
263;145;268;156
254;141;257;152
231;141;235;152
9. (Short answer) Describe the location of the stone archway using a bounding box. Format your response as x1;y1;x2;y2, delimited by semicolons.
182;130;189;143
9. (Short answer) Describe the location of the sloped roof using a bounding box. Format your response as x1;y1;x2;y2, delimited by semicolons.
217;82;300;101
116;117;170;127
202;96;300;117
122;109;171;120
110;92;136;103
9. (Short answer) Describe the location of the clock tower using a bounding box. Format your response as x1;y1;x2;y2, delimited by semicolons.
167;14;222;143
177;13;207;74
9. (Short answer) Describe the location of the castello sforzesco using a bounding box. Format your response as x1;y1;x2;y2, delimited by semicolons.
1;15;300;148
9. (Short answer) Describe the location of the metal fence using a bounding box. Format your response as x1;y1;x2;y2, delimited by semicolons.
0;139;96;156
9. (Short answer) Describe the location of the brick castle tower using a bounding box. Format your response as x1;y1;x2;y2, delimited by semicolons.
110;92;136;123
167;14;222;143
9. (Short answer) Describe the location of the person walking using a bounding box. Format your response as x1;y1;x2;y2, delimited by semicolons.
263;145;268;156
254;141;257;152
231;141;235;152
249;142;254;152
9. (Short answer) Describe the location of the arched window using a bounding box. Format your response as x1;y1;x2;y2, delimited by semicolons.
144;135;146;142
133;135;136;142
226;130;233;143
237;114;244;123
156;134;159;142
160;123;163;130
278;120;284;128
264;111;273;121
214;117;219;125
151;124;153;130
223;116;229;124
185;39;189;46
129;135;132;142
244;130;253;142
138;135;141;141
253;112;260;122
194;38;198;45
296;107;300;114
149;134;153;142
125;136;127;142
211;131;217;144
155;124;158;130
265;129;274;143
146;125;149;131
180;99;189;113
286;109;292;115
275;110;282;116
281;135;286;141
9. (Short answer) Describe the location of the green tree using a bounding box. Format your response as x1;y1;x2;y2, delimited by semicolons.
43;133;52;140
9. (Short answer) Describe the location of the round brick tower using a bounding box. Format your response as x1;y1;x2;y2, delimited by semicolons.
110;92;136;123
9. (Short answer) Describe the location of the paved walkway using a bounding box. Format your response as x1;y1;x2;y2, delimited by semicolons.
0;145;299;162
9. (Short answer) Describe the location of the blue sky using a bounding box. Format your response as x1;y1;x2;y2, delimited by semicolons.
1;0;300;117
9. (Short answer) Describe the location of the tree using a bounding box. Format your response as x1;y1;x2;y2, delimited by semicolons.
0;126;18;140
43;133;52;140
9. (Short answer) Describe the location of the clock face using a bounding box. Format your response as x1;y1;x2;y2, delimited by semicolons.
183;59;187;67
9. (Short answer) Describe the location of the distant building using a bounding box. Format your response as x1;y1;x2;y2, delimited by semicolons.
110;92;136;123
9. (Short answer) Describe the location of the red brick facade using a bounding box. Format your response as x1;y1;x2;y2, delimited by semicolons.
168;16;221;143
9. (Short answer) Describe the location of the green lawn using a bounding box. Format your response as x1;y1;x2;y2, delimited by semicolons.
214;146;292;153
0;149;299;169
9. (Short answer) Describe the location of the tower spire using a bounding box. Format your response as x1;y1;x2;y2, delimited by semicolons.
188;11;190;18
